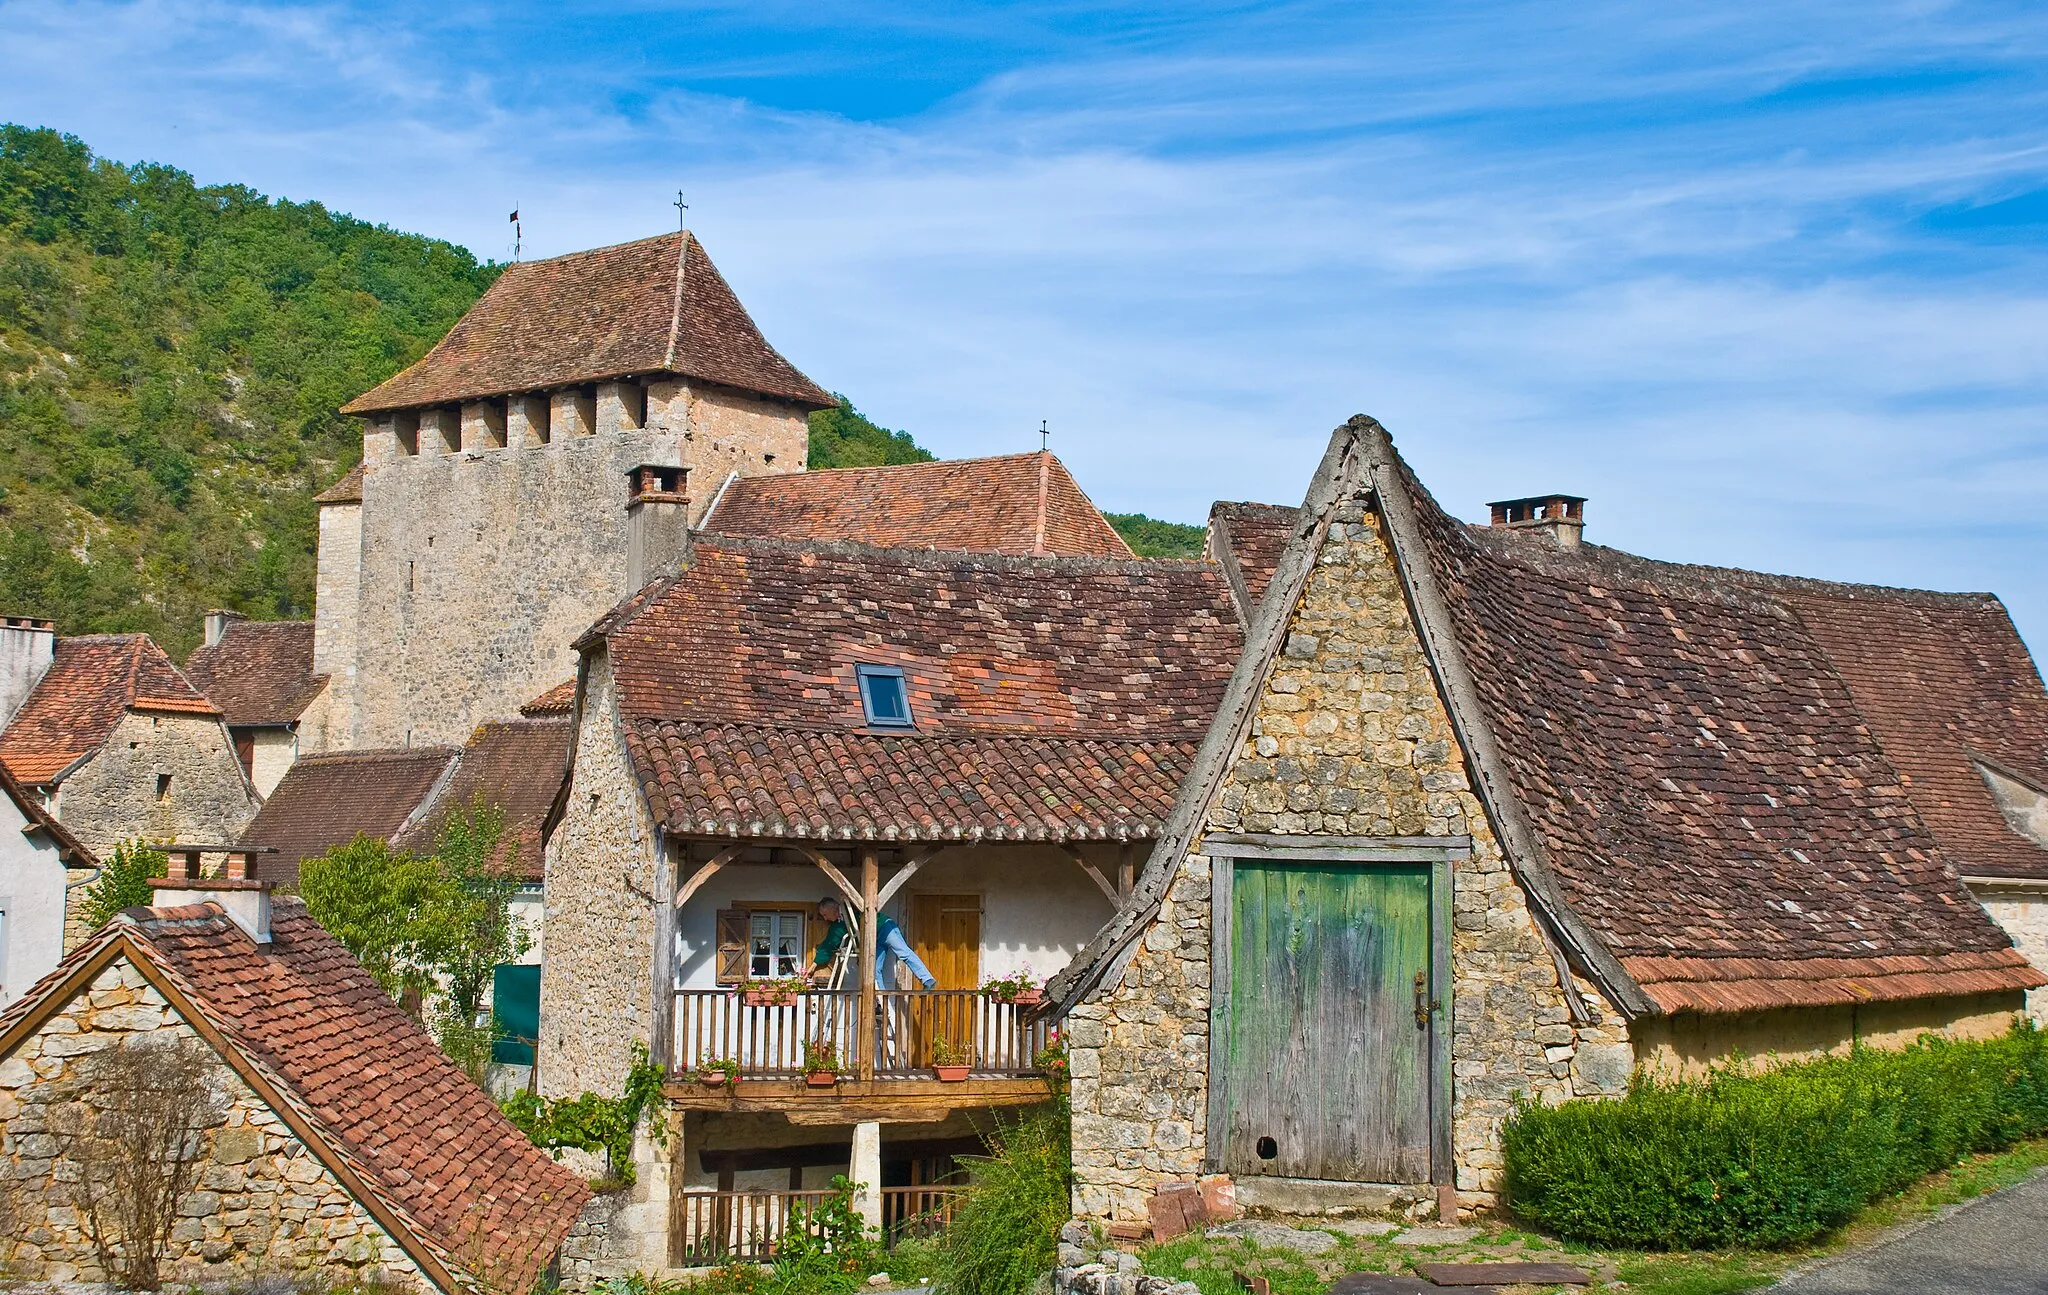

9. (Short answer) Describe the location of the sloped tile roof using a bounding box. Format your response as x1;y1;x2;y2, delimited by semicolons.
601;536;1242;840
239;748;458;886
0;760;94;867
703;451;1133;558
341;232;833;414
393;719;572;879
1207;500;1298;616
183;619;329;728
0;635;221;785
521;679;577;715
1388;453;2041;1010
313;462;364;504
0;901;589;1291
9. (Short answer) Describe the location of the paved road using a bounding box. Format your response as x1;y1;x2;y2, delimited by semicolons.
1773;1170;2048;1295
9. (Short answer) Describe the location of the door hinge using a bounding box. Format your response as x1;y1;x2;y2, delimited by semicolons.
1413;970;1440;1029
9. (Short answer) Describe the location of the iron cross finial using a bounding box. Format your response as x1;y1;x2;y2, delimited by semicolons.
675;190;690;231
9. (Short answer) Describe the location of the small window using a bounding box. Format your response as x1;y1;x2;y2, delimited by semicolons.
154;773;172;803
749;909;809;980
856;664;913;729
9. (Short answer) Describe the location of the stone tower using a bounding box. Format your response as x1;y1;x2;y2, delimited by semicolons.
314;232;834;751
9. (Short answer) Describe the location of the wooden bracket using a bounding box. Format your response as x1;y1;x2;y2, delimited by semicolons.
787;844;862;910
1057;844;1120;903
876;847;938;910
673;845;743;910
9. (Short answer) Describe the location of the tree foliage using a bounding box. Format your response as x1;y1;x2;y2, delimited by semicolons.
1104;512;1205;558
0;124;496;654
296;833;447;1001
78;840;167;930
807;395;933;470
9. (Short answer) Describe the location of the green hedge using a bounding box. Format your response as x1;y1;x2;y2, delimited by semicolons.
1502;1022;2048;1249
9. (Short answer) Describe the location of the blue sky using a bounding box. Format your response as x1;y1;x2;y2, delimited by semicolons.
5;1;2047;644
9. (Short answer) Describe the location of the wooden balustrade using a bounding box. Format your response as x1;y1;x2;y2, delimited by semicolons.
672;989;1051;1079
668;1188;966;1264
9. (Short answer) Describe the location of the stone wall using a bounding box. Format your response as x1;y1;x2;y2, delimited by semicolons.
1630;991;2026;1076
1069;495;1612;1221
539;651;662;1098
57;712;258;855
247;728;298;799
647;381;809;524
0;959;428;1288
1971;884;2048;1022
308;499;361;753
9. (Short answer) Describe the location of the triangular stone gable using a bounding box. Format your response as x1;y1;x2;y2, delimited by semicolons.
0;949;434;1288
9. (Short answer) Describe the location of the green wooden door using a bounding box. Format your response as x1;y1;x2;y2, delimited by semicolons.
1224;861;1433;1183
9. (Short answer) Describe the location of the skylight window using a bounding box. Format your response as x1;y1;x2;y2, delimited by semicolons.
856;664;914;729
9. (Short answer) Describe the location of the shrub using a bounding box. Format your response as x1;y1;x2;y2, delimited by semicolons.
1503;1022;2048;1249
939;1100;1072;1295
500;1042;666;1184
773;1176;881;1293
78;840;166;929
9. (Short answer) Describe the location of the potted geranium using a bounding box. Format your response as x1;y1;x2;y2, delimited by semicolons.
740;975;806;1007
982;967;1044;1007
803;1039;840;1087
932;1035;972;1082
697;1057;741;1088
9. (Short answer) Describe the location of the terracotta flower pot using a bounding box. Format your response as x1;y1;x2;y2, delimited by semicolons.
933;1064;970;1082
744;991;798;1007
806;1070;838;1087
701;1071;731;1087
1009;989;1044;1007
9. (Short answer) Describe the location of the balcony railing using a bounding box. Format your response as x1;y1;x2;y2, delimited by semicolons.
669;1187;964;1264
672;989;1051;1078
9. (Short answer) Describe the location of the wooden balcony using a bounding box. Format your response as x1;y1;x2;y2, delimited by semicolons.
666;989;1055;1115
670;1186;962;1264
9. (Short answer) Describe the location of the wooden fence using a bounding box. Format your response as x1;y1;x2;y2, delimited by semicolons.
669;1188;964;1264
672;989;1050;1078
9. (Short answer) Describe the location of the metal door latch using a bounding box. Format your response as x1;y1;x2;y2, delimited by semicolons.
1414;971;1440;1028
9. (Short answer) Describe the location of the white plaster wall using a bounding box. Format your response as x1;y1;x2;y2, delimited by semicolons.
671;846;1117;990
248;728;298;799
0;794;73;1003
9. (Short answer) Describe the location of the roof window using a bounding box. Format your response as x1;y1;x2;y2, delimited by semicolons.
856;664;914;729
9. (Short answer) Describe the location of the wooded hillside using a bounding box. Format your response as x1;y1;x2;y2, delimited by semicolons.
0;126;1196;653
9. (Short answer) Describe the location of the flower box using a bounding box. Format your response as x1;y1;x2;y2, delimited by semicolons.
806;1070;838;1088
933;1064;970;1082
742;990;800;1007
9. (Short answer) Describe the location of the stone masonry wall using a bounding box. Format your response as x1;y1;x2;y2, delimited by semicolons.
307;499;360;753
646;381;808;527
539;651;662;1098
58;712;258;855
0;959;428;1288
1070;493;1625;1222
1973;886;2048;1023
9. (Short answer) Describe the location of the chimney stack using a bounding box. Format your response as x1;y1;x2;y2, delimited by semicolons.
1487;494;1586;549
149;845;274;943
203;608;246;648
626;464;691;592
0;616;56;727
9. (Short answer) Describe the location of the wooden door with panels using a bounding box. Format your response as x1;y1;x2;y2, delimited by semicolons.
1214;852;1446;1186
909;894;982;1067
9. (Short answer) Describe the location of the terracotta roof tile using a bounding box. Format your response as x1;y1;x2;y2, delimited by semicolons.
393;718;572;878
77;901;585;1290
604;536;1241;840
0;635;220;785
1207;501;1298;616
0;760;93;866
240;748;458;886
342;232;832;414
521;680;577;715
1390;459;2030;983
703;451;1133;558
183;619;329;727
313;463;364;504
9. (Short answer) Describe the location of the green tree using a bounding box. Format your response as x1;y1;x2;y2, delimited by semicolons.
1104;512;1206;558
78;840;167;929
297;833;445;1000
421;797;532;1029
807;396;933;469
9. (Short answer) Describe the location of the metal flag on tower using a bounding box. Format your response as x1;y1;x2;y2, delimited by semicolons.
509;208;521;261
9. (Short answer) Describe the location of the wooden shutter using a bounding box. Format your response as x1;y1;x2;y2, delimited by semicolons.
715;909;749;984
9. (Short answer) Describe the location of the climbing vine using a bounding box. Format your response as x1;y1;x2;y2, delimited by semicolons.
500;1043;667;1184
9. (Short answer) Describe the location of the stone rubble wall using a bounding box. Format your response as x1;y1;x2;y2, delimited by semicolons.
0;959;429;1289
1068;495;1630;1223
538;650;662;1099
1052;1222;1201;1295
1971;887;2048;1023
56;712;258;856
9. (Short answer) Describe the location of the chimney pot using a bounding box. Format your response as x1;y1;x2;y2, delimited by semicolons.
202;608;246;648
1486;494;1586;549
0;615;56;727
626;463;692;590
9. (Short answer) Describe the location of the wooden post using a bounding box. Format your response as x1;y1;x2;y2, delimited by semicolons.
1118;842;1136;898
859;848;879;1083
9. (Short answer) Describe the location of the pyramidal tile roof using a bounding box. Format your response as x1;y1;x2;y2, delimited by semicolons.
342;232;833;414
183;618;329;728
0;900;589;1292
703;451;1134;559
0;635;221;784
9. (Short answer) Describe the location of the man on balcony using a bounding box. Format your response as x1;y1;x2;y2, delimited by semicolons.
809;896;938;991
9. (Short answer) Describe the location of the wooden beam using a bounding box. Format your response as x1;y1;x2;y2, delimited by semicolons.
859;848;879;1083
876;847;938;910
674;845;744;910
788;844;862;909
1117;842;1136;898
1057;844;1119;903
1205;832;1473;854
